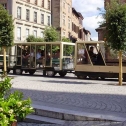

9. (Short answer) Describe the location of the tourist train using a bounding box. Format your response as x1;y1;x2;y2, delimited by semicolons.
1;41;126;81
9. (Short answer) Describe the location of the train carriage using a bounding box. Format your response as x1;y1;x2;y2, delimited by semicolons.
1;40;126;81
74;41;126;81
7;41;75;77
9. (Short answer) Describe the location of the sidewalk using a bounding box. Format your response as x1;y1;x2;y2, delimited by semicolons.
11;73;126;125
18;121;124;126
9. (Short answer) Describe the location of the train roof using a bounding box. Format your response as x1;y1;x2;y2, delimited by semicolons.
76;41;104;44
14;41;75;45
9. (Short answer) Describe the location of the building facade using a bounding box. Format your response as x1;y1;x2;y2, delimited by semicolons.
83;28;91;41
71;8;83;42
51;0;91;42
0;0;51;42
51;0;72;40
71;8;91;42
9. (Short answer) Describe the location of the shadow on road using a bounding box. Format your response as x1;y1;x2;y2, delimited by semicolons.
8;73;121;83
32;79;97;85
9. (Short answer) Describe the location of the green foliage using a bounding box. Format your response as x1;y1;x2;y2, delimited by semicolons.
44;26;59;42
43;26;59;52
0;76;34;125
97;7;106;27
35;37;44;42
0;5;14;47
52;46;60;53
62;37;71;42
0;77;11;98
26;35;44;42
103;0;126;51
110;49;118;58
27;26;59;42
26;35;35;42
62;37;73;55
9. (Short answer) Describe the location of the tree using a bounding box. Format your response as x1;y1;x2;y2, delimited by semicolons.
36;37;44;42
26;35;44;42
103;0;126;85
0;5;14;75
62;37;73;55
44;26;59;42
62;37;71;42
26;35;36;42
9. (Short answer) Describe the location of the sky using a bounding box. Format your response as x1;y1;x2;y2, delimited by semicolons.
72;0;104;41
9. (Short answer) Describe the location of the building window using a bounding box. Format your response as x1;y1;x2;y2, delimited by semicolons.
68;6;70;13
72;22;74;31
47;16;50;26
34;0;37;5
17;7;21;19
79;18;82;25
27;0;30;2
17;27;21;40
72;23;78;33
26;29;29;38
63;2;65;8
34;30;37;38
2;3;7;9
68;19;70;29
34;12;37;23
63;31;65;36
42;0;44;7
26;9;30;21
41;32;44;38
63;15;65;25
48;0;50;10
41;14;44;24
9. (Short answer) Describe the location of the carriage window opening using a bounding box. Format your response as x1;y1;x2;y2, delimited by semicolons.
77;44;91;65
87;44;105;66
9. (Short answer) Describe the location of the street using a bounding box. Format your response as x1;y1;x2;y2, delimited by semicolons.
9;72;126;126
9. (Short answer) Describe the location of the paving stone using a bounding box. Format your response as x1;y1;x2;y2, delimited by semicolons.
18;123;61;126
10;72;126;123
18;121;124;126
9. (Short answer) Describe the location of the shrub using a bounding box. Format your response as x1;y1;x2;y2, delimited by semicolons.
0;76;34;126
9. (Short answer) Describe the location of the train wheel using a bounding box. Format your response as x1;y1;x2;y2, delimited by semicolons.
14;68;22;75
77;75;86;79
47;71;55;77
